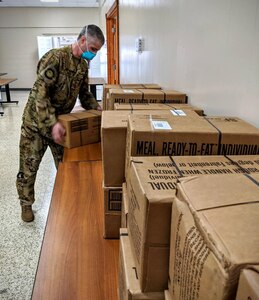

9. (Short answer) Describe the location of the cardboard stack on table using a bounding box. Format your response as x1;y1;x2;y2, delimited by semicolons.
102;83;187;110
102;83;162;110
101;83;259;299
120;155;259;298
101;107;203;239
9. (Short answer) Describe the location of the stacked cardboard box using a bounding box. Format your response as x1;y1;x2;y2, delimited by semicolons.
102;110;259;239
125;115;259;174
168;174;259;299
121;183;128;229
101;109;201;238
164;290;171;300
236;266;259;300
103;185;122;239
102;109;200;187
57;110;102;148
107;89;187;110
102;83;161;110
119;228;164;300
114;103;204;116
125;155;259;292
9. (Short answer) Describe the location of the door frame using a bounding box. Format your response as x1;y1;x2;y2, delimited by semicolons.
106;0;120;84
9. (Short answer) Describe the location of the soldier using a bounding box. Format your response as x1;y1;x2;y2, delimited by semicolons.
16;25;105;222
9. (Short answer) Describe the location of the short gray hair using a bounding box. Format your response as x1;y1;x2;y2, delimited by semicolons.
77;25;105;45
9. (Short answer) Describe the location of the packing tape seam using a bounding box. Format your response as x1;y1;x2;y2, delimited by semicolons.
204;117;222;155
168;156;184;177
243;173;259;186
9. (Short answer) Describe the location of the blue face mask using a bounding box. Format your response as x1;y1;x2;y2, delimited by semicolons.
81;51;96;61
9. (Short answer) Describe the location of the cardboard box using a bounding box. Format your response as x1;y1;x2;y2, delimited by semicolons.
125;115;259;172
142;84;161;89
114;103;204;116
121;183;129;228
118;228;164;300
102;84;121;110
108;89;143;110
120;84;145;89
169;174;259;299
126;155;259;292
125;113;218;173
58;110;101;148
103;84;161;110
108;89;187;110
163;90;187;103
137;89;165;104
103;184;123;239
164;290;172;300
205;116;259;155
236;266;259;300
101;110;185;187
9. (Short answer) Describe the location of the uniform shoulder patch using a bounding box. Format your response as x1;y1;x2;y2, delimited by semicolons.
45;68;55;79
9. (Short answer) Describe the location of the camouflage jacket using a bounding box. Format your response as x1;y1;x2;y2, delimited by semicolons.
22;46;98;136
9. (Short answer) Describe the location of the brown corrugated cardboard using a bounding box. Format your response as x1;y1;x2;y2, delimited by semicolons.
163;90;187;103
102;84;121;110
164;290;172;300
142;84;161;89
121;183;129;228
103;84;161;110
107;88;187;110
236;266;259;300
169;174;259;300
103;184;122;239
126;155;259;292
58;110;101;148
120;84;145;89
108;89;143;110
114;103;204;116
137;89;165;103
205;116;259;155
118;229;164;300
101;110;130;187
125;115;259;172
125;113;218;173
102;110;181;187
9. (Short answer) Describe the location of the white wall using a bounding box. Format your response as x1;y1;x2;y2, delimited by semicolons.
0;7;99;88
118;0;259;128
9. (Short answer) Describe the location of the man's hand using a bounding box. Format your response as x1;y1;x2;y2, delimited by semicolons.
51;122;66;144
96;104;102;111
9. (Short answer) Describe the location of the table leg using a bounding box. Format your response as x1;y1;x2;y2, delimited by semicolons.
90;84;97;100
0;84;18;104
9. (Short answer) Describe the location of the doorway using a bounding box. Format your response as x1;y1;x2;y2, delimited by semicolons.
106;0;120;84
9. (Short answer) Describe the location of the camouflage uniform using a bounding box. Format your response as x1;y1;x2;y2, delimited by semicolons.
17;46;98;206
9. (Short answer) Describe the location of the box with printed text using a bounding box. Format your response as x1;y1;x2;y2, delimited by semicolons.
126;155;259;292
58;110;101;148
168;174;259;299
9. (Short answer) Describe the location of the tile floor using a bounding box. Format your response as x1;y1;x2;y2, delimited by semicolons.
0;91;56;300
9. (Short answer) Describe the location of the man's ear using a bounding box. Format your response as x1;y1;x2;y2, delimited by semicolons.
80;35;86;43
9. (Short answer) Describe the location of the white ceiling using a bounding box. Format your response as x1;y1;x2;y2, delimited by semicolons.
0;0;99;8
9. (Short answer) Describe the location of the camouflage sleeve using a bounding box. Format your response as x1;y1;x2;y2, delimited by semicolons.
35;50;59;134
79;75;99;110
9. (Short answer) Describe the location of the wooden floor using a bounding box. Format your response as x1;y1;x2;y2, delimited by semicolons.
32;144;119;300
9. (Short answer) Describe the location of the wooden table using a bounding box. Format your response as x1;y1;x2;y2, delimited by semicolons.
0;78;18;116
63;142;102;162
32;160;119;300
